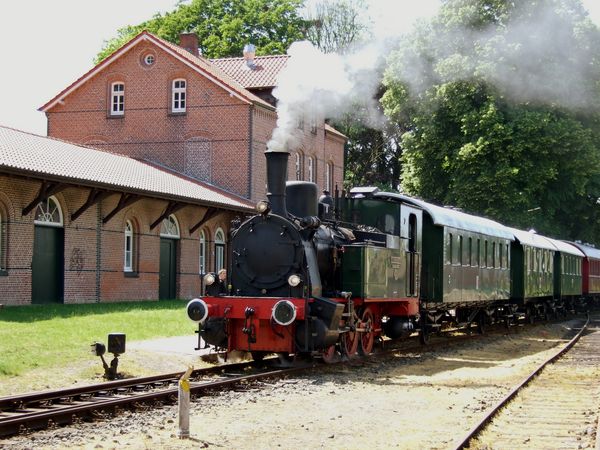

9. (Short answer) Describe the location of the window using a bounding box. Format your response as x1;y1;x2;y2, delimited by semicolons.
295;152;303;180
111;82;125;116
492;242;496;268
0;210;4;271
446;233;453;264
498;244;504;269
160;215;180;238
484;240;489;268
458;235;463;265
172;79;186;113
468;237;473;266
199;230;206;275
477;239;481;267
144;54;155;66
34;196;63;226
215;228;225;272
308;156;315;183
124;221;133;272
325;162;333;193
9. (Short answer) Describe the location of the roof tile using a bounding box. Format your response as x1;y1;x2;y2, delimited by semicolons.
211;55;289;89
0;126;253;211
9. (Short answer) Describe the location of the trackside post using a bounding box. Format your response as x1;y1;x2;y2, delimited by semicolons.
177;366;193;439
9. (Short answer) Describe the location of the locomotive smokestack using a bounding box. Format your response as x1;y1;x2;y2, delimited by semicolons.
265;150;289;217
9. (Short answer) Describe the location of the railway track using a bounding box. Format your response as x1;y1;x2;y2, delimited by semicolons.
0;316;576;440
454;314;600;449
0;358;314;439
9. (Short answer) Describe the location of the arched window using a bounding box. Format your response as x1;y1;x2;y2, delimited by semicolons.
199;229;206;275
110;82;125;116
172;79;187;113
308;156;315;183
214;228;225;272
160;215;180;238
325;162;333;193
124;221;134;272
34;196;63;227
0;210;4;271
295;152;304;180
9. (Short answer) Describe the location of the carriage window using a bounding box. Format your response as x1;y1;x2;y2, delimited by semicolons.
499;243;503;269
468;237;473;266
484;240;489;268
458;235;463;265
447;233;453;265
477;239;481;267
506;244;510;268
492;242;496;268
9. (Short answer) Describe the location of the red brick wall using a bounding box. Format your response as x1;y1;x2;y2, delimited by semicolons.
46;39;345;204
0;175;237;306
46;41;252;199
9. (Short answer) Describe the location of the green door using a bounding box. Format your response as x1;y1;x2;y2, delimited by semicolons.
32;225;64;304
159;238;177;299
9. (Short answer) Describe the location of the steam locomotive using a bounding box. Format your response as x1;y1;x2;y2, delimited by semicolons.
186;150;599;362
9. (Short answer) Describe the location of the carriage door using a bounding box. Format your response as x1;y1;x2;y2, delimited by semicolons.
401;206;422;297
32;196;64;304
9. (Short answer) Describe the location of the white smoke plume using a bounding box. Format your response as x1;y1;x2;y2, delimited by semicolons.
268;1;600;153
387;1;600;109
267;39;386;153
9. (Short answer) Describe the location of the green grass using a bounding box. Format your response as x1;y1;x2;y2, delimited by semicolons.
0;300;197;377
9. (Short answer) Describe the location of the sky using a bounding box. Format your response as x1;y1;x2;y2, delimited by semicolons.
1;0;599;136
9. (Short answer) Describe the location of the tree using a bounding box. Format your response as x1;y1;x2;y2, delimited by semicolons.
382;0;600;243
304;0;369;54
96;0;306;62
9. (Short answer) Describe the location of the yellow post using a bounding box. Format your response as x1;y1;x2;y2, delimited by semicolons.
177;366;193;439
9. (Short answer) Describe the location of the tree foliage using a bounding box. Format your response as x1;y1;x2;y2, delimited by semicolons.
304;0;369;54
382;0;600;243
96;0;306;62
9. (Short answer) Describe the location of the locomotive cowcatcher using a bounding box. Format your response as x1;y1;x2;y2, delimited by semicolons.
186;149;423;362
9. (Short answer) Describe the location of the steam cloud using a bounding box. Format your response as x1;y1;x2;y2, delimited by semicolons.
267;1;600;153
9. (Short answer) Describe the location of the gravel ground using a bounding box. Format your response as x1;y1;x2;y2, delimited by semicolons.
0;320;589;450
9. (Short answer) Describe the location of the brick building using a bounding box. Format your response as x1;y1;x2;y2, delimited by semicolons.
0;31;345;305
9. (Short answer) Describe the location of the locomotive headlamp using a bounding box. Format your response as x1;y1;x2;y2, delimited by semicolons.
186;298;209;323
288;274;302;287
271;300;297;326
256;200;271;215
204;273;216;286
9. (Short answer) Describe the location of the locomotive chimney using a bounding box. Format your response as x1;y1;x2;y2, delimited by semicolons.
265;150;289;217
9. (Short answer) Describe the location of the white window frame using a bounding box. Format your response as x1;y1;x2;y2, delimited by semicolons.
308;156;315;183
160;215;180;239
326;162;333;192
295;152;302;180
199;229;206;275
110;82;125;116
34;196;63;227
0;210;3;270
172;79;187;113
215;228;225;272
124;221;133;272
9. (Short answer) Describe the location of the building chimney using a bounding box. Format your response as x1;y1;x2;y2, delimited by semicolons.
179;32;199;56
243;44;257;69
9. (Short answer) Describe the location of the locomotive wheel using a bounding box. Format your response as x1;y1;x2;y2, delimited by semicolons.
250;351;266;362
341;329;359;358
358;308;375;355
420;314;430;345
321;345;337;364
477;313;486;335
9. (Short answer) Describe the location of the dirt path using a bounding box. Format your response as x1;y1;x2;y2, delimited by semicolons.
2;320;593;449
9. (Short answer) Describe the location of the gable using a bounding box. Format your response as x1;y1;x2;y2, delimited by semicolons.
40;31;274;113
